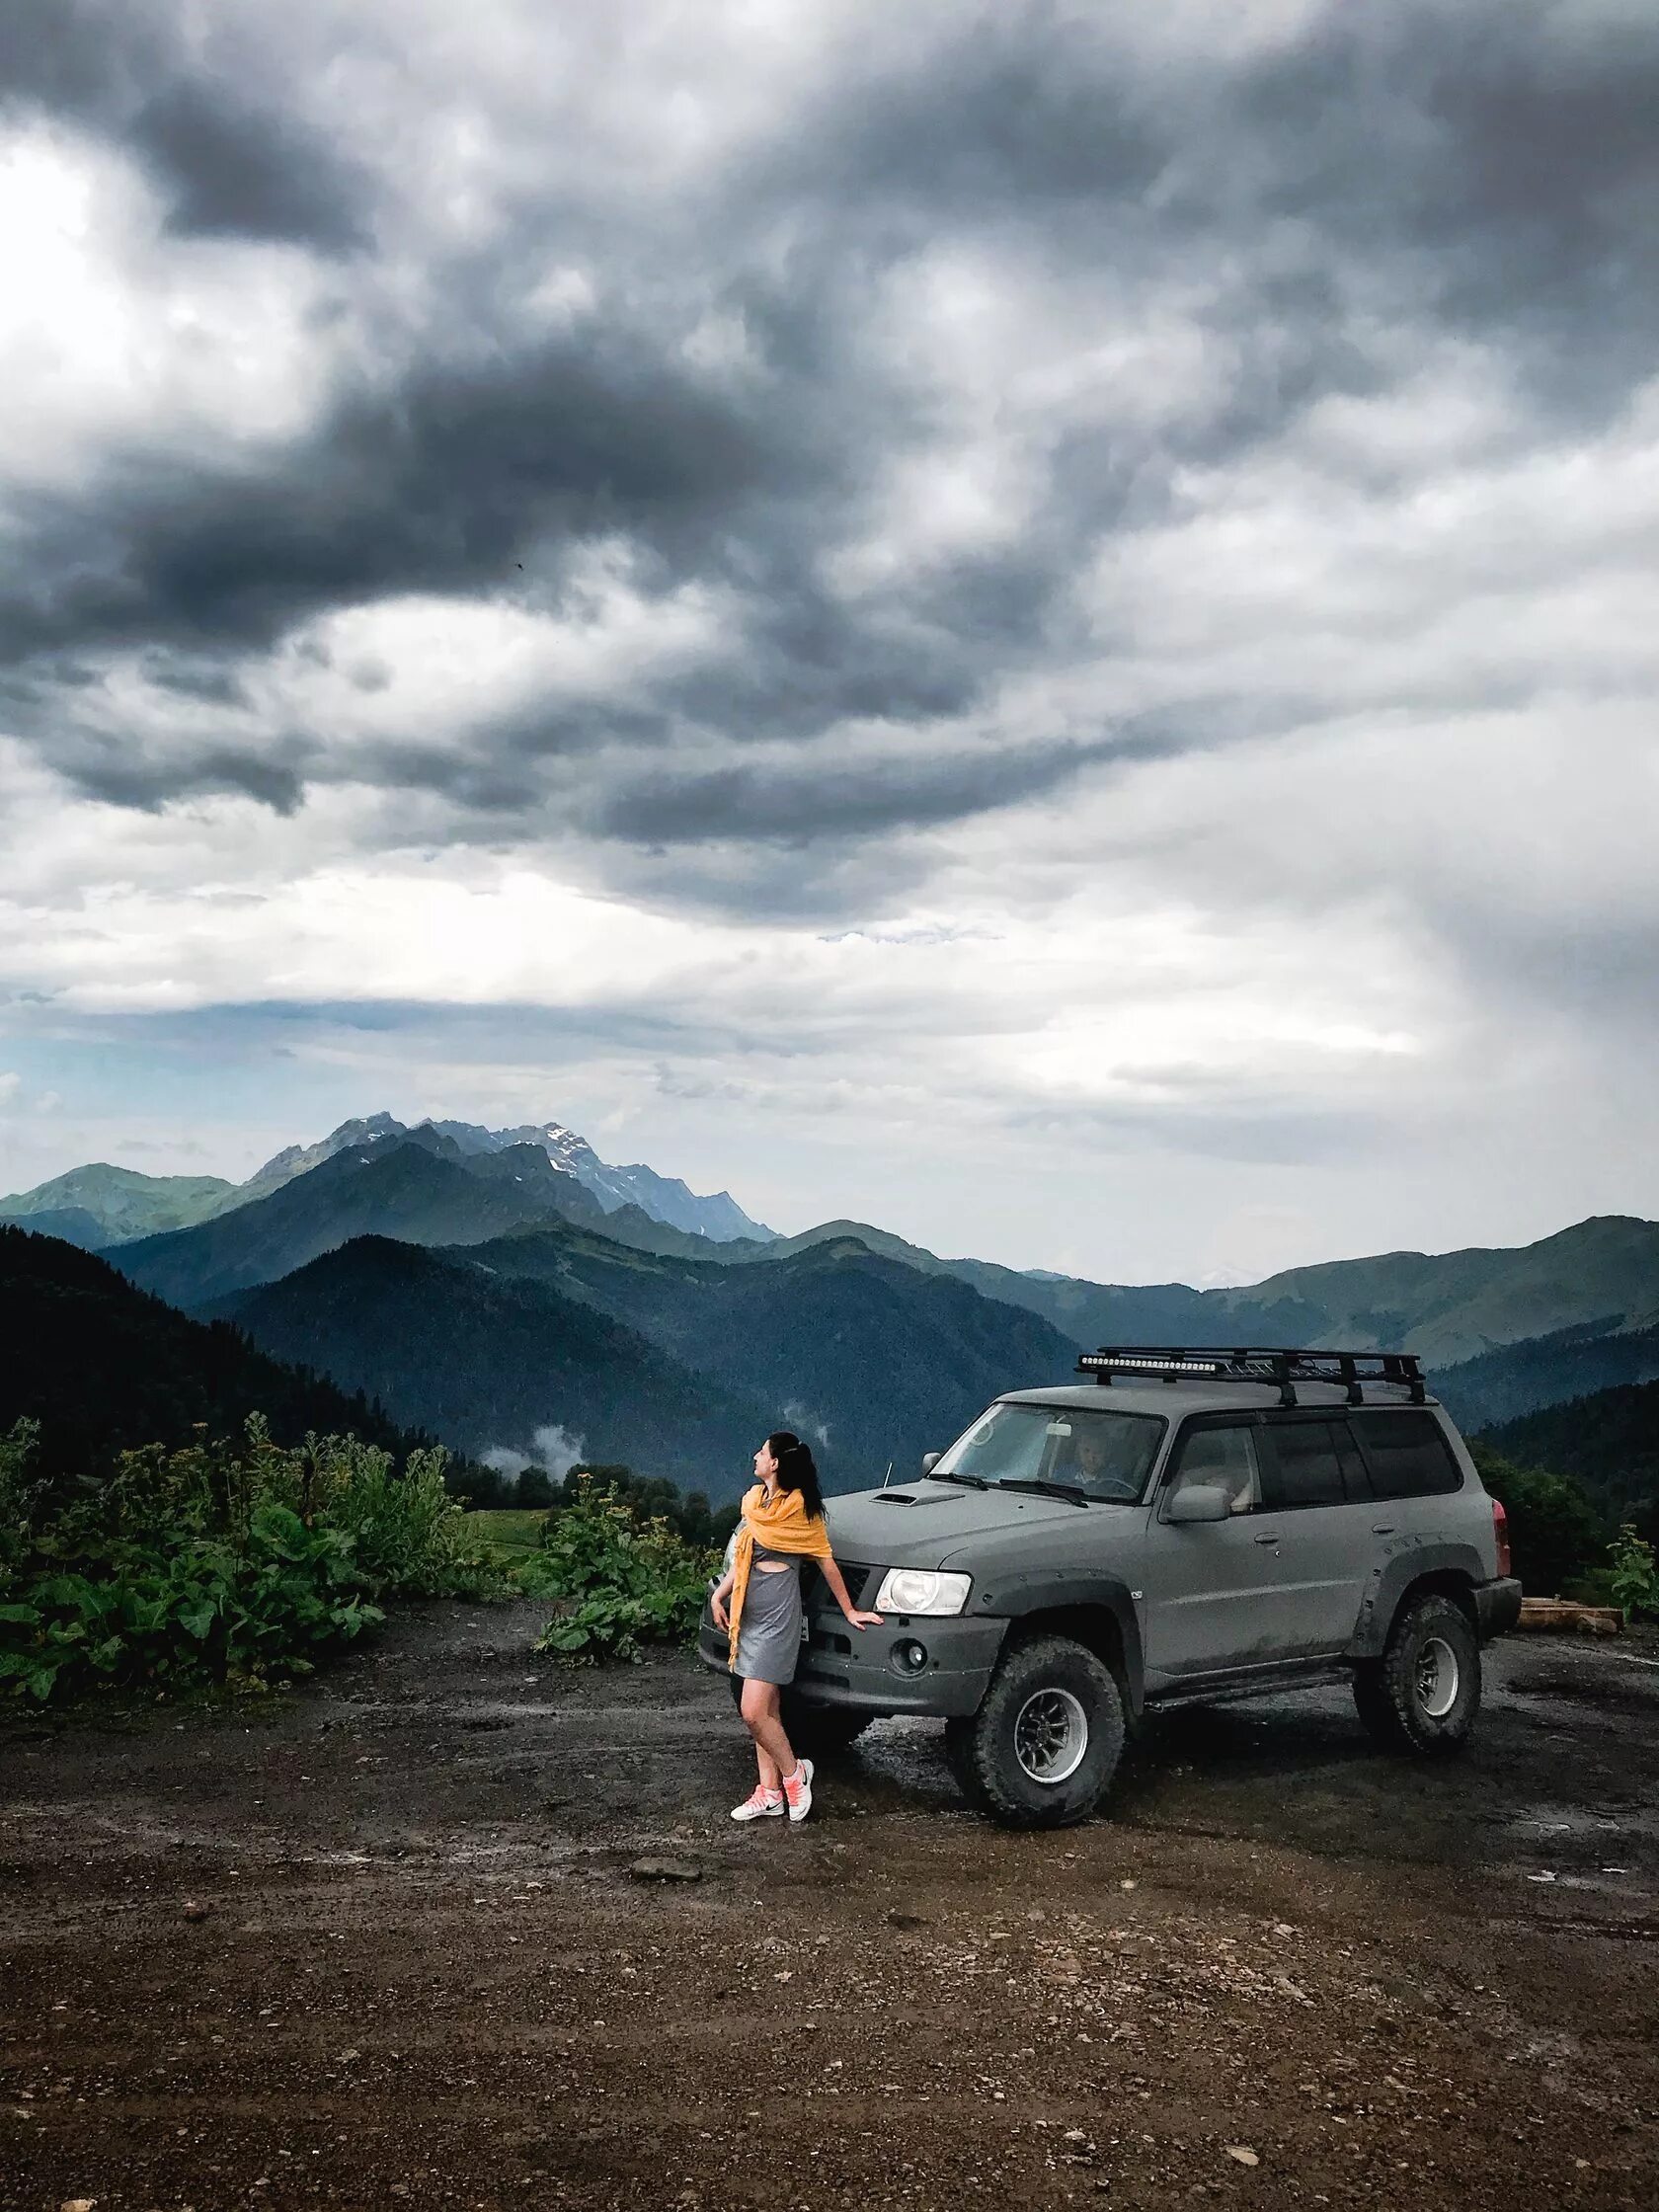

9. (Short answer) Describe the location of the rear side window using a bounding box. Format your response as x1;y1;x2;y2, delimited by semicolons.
1260;1420;1359;1510
1352;1411;1462;1499
1166;1424;1261;1515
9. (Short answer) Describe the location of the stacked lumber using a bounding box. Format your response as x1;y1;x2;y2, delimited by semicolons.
1516;1597;1621;1635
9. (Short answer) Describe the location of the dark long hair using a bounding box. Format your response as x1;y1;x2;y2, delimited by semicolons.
766;1430;825;1521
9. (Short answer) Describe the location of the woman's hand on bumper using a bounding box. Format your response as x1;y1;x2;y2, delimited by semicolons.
710;1592;730;1631
844;1609;884;1629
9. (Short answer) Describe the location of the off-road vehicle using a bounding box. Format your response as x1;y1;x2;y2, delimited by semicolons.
698;1347;1522;1828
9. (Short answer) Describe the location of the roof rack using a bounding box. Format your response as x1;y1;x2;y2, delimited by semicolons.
1075;1347;1426;1409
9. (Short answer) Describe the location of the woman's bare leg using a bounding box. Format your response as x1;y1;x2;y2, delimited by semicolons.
740;1679;795;1792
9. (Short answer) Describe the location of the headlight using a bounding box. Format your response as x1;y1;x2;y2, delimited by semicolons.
873;1568;972;1617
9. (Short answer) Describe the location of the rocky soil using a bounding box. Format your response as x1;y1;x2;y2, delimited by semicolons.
4;1607;1658;2210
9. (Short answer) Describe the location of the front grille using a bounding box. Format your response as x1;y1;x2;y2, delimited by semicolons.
811;1559;874;1608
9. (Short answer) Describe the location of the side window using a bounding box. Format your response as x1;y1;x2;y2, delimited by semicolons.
1353;1411;1462;1499
1260;1420;1353;1510
1166;1425;1261;1516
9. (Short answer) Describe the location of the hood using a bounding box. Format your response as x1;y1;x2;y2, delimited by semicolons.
826;1478;1125;1568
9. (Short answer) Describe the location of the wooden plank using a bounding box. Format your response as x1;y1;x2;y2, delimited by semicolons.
1516;1597;1622;1635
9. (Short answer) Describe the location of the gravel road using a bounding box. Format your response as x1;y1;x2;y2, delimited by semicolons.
4;1605;1658;2211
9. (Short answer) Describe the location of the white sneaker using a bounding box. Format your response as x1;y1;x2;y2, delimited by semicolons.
731;1785;784;1822
783;1758;815;1823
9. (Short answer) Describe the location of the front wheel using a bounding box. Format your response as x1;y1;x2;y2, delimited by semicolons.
1353;1593;1481;1755
945;1634;1126;1829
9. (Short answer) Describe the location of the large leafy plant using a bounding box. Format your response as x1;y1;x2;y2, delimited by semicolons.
0;1417;502;1702
523;1471;717;1663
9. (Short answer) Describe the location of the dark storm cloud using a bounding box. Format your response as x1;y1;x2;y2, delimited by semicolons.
5;0;1658;873
0;0;369;247
594;734;1114;847
0;335;786;663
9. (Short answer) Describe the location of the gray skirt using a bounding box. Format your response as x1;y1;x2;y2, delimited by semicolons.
734;1558;803;1686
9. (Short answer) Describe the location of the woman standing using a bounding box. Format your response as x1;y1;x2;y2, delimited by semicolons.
710;1431;883;1823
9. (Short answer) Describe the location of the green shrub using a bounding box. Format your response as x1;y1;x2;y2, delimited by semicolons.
0;1416;506;1703
1609;1525;1659;1623
1470;1442;1608;1595
522;1470;717;1663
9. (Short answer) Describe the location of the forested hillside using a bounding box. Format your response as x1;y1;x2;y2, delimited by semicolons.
300;1224;1085;1491
1434;1321;1659;1431
1483;1377;1659;1534
0;1226;429;1479
220;1235;773;1499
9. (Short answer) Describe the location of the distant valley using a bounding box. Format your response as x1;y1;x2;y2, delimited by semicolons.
5;1112;1659;1509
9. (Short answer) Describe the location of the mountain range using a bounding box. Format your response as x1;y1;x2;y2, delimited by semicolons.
0;1110;771;1252
4;1110;1657;1509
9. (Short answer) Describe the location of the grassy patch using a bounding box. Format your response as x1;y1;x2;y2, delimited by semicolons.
468;1508;551;1564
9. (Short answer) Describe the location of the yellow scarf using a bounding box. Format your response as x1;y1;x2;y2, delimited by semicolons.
727;1482;833;1671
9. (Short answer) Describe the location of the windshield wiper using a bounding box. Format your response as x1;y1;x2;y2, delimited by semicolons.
995;1478;1091;1508
929;1467;989;1490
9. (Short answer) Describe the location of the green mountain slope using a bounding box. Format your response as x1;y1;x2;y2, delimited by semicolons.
767;1215;1659;1370
1481;1374;1659;1533
432;1223;1086;1486
1232;1217;1659;1366
0;1163;238;1245
1432;1321;1659;1433
116;1137;607;1309
222;1236;772;1500
0;1204;112;1252
0;1225;429;1480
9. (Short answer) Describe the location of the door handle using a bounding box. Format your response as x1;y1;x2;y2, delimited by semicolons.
1373;1524;1396;1536
1253;1532;1280;1546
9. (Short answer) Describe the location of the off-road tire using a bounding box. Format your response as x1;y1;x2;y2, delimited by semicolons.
944;1633;1126;1829
727;1673;873;1758
1353;1592;1481;1755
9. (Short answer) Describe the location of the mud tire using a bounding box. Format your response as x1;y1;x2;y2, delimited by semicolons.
1354;1592;1481;1755
944;1634;1125;1829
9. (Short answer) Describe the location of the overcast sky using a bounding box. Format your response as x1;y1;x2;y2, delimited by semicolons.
1;0;1656;1284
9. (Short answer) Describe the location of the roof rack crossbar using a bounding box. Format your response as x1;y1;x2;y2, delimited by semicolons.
1075;1347;1425;1404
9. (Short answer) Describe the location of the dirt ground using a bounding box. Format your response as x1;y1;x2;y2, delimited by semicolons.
4;1604;1658;2212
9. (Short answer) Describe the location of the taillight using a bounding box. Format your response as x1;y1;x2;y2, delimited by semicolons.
1491;1497;1512;1580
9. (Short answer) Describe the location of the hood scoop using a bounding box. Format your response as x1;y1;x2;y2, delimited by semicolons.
875;1489;955;1507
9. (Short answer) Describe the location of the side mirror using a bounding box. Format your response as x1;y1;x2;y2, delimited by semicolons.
1164;1482;1229;1525
920;1452;941;1476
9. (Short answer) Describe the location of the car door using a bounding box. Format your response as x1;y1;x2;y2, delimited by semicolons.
1254;1414;1374;1655
1141;1418;1306;1678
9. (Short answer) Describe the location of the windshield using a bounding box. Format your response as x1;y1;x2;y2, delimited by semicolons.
932;1402;1165;1503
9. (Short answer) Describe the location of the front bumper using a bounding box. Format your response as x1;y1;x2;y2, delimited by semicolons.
697;1598;1006;1719
1474;1575;1523;1641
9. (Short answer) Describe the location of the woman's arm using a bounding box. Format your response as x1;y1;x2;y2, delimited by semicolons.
710;1568;735;1631
819;1555;884;1629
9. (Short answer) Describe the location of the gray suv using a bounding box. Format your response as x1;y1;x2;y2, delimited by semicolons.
697;1347;1523;1828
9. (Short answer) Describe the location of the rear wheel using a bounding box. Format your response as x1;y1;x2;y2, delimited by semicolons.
945;1634;1125;1829
1353;1592;1481;1754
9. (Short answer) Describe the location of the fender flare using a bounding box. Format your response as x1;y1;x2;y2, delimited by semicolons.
977;1574;1146;1719
1346;1540;1487;1659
